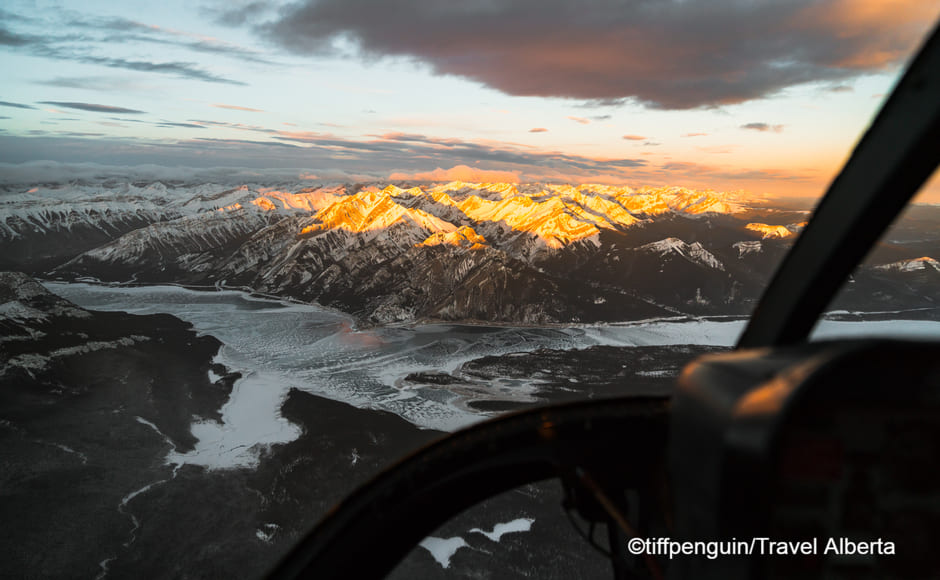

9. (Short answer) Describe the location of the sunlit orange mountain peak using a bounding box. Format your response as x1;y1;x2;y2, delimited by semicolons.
250;198;277;211
205;182;777;256
285;181;765;252
248;189;340;213
428;181;476;195
616;186;748;216
432;181;520;198
456;193;603;248
527;210;602;249
613;191;672;215
571;184;637;196
545;186;641;228
746;222;796;239
476;182;520;197
426;188;461;207
419;225;487;249
300;189;454;237
386;184;461;208
382;184;425;198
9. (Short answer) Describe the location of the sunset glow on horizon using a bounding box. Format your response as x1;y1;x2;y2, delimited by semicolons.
1;1;938;201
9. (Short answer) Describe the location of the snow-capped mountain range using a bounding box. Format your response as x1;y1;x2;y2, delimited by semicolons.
2;180;936;323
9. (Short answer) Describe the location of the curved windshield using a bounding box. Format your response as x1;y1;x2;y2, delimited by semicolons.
0;2;937;579
811;169;940;341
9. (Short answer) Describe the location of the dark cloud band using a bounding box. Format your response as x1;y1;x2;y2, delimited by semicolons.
40;101;147;114
741;123;784;133
0;100;37;110
0;130;647;180
261;0;935;109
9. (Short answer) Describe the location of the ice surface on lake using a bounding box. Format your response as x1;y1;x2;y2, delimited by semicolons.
47;283;940;470
47;283;612;435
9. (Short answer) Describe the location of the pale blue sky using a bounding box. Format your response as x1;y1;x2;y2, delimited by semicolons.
1;0;937;199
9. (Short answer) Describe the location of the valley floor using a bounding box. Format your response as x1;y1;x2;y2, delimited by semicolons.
2;281;937;579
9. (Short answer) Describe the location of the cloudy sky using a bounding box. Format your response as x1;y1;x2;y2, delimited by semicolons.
1;0;938;199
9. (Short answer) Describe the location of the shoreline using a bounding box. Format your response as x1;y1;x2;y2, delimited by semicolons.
43;276;939;331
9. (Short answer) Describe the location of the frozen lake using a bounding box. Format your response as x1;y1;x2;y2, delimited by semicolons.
46;282;940;469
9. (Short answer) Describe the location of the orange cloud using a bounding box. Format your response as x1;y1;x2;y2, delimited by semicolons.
389;164;521;183
274;129;330;142
567;116;590;125
793;0;937;69
622;134;646;141
529;127;548;133
682;132;708;137
211;103;264;112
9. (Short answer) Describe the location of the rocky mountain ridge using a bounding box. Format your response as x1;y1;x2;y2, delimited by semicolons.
3;181;937;324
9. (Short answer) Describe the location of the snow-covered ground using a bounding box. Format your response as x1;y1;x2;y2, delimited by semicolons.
46;282;940;470
419;518;535;568
166;359;303;470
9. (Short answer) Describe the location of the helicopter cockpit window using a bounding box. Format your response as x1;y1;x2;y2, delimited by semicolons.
1;2;938;580
811;169;940;342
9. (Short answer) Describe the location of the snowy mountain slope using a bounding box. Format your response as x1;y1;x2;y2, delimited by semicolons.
874;256;940;273
1;272;91;344
0;182;335;271
5;179;937;324
733;241;762;257
44;183;757;322
58;206;276;283
639;238;725;271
